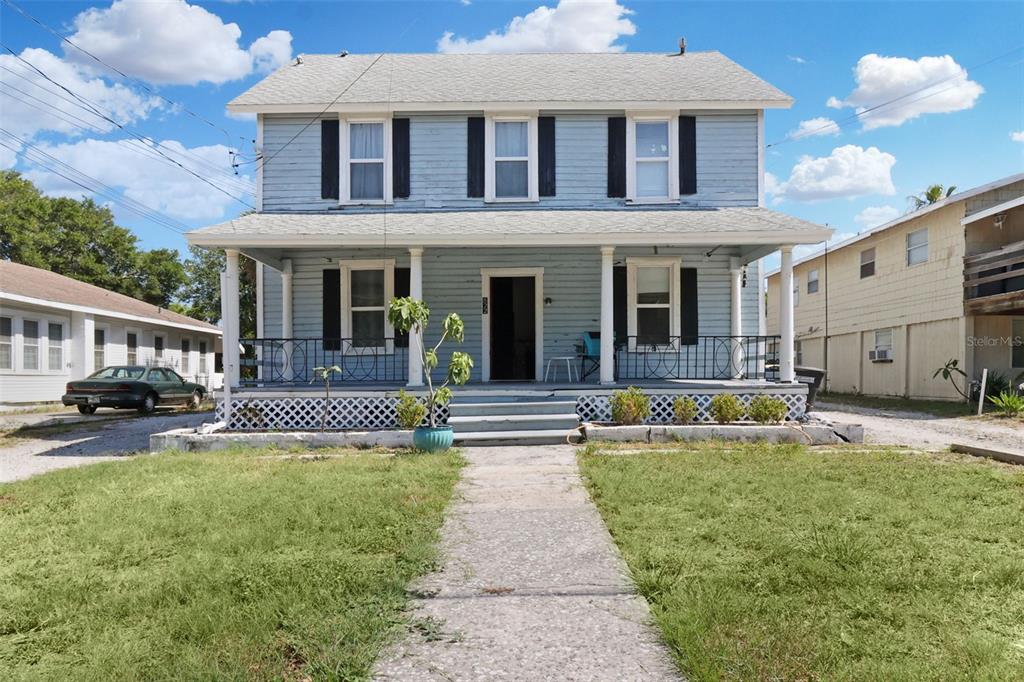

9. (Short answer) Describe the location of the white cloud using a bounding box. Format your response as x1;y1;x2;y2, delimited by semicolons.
1012;131;1024;143
0;144;18;170
0;48;160;149
828;54;983;129
437;0;636;53
770;145;897;202
855;205;901;228
787;55;808;65
788;117;840;139
225;109;257;122
23;138;252;220
66;0;292;85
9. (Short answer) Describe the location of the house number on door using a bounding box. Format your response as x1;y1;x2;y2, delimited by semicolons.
481;297;488;314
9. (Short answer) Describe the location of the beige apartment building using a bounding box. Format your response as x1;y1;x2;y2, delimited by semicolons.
766;173;1024;400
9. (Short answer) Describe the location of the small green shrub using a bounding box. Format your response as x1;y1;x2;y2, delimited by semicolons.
748;395;788;424
709;393;744;424
610;386;650;425
672;396;698;424
395;389;427;429
987;390;1024;417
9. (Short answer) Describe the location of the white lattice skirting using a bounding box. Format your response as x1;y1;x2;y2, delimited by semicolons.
576;392;806;424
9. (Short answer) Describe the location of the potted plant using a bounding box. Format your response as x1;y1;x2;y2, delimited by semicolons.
388;297;473;452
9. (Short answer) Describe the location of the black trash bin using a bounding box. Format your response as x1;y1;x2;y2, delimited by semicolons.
794;366;827;409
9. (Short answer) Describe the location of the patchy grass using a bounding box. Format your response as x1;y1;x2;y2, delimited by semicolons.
816;391;974;418
0;448;462;680
580;443;1024;681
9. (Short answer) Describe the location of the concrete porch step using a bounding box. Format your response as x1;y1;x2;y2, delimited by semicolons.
449;400;578;417
448;413;580;433
453;428;578;446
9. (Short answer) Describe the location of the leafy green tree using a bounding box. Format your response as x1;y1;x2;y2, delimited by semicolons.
179;245;257;338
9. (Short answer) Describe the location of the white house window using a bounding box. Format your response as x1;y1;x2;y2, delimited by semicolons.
872;329;893;361
154;335;164;362
907;228;928;266
348;122;385;201
0;316;11;370
807;269;819;294
627;258;680;347
181;338;191;375
860;248;876;278
47;323;64;371
127;332;138;365
23;320;39;370
627;116;678;203
199;340;208;374
1012;319;1024;369
342;260;395;350
94;328;106;370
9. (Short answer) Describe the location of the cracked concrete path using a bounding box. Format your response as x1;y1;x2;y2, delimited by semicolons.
374;445;679;681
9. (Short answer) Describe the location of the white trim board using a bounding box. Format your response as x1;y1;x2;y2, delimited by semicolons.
0;293;222;336
228;100;793;115
479;267;545;383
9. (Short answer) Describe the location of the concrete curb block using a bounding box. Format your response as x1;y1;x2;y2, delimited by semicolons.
583;422;863;445
950;443;1024;466
150;428;414;452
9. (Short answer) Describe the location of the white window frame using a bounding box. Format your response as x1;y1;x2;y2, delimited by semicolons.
625;113;679;204
907;227;928;266
153;333;165;365
198;339;209;375
126;328;140;365
46;321;66;373
93;325;108;372
860;247;876;278
21;317;41;372
339;259;395;354
871;328;893;362
0;315;13;372
180;336;192;376
485;114;538;203
339;115;393;205
807;268;819;294
626;256;681;350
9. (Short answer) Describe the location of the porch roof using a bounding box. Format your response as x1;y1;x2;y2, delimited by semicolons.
188;207;831;250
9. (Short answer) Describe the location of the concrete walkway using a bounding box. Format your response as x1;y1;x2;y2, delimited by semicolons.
374;445;678;681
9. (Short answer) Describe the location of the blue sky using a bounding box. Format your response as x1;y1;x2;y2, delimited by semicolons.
2;0;1022;265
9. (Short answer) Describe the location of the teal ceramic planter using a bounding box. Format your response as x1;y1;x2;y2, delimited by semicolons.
413;425;454;452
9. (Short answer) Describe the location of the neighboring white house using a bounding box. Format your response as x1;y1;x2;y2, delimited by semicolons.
0;261;223;404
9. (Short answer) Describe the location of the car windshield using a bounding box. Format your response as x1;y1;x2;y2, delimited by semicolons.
88;367;145;379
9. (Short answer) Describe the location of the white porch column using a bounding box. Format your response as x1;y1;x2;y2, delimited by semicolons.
779;245;796;383
70;311;94;380
600;246;616;385
281;258;294;381
407;248;424;387
223;248;241;388
730;257;743;378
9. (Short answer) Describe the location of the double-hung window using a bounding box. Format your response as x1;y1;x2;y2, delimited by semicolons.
860;248;876;278
342;260;394;350
627;258;680;347
154;335;164;362
199;340;208;374
627;116;678;202
0;316;11;370
22;320;39;370
94;328;106;370
127;332;138;365
486;116;537;201
907;228;928;266
47;323;64;372
807;269;820;294
342;118;391;203
181;338;191;375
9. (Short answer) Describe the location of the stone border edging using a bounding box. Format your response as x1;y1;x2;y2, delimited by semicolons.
583;422;864;445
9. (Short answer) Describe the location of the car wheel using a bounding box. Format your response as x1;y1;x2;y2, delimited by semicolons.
77;405;97;415
138;393;157;414
188;390;202;410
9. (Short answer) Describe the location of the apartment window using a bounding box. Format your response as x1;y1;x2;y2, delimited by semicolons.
22;320;39;370
345;120;388;202
627;258;680;347
0;316;11;370
94;328;106;370
199;340;208;374
907;228;928;266
181;338;191;374
154;335;164;362
127;332;138;365
342;260;394;349
1012;319;1024;369
871;329;893;362
807;269;820;294
860;248;876;278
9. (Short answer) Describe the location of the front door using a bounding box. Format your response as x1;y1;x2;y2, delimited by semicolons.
489;276;536;381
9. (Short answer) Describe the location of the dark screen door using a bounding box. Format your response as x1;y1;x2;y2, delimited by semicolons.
490;276;536;381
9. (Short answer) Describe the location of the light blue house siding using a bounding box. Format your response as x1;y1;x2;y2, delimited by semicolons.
260;247;761;381
260;111;759;211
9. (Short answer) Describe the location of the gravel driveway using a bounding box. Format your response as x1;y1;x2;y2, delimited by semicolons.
0;411;212;483
812;401;1024;453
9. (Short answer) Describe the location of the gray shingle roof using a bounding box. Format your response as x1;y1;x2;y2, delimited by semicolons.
188;207;829;247
229;52;791;110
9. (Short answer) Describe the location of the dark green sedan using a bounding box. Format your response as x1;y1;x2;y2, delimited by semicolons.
62;366;206;415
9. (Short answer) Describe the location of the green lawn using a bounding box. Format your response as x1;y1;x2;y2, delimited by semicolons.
581;443;1024;681
0;448;462;681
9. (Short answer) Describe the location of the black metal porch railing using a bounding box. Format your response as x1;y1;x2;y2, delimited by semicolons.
239;338;408;384
616;335;781;381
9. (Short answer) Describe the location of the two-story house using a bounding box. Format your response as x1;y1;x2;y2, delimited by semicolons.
188;49;831;433
766;173;1024;400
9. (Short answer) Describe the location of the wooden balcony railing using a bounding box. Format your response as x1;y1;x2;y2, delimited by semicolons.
964;239;1024;314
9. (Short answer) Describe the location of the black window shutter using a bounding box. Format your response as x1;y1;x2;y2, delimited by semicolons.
613;265;627;346
393;267;410;348
538;116;556;197
678;115;697;196
392;118;410;199
467;116;485;198
323;269;341;350
680;267;698;345
607;117;626;198
321;120;339;200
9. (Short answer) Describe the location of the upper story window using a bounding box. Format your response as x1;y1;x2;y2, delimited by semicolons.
486;116;537;202
907;228;928;266
626;115;678;203
342;118;392;204
0;316;11;370
807;268;819;294
860;248;876;278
